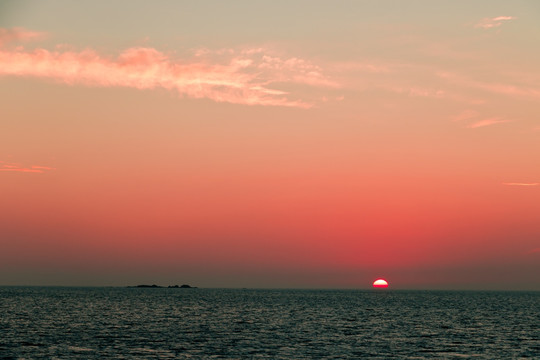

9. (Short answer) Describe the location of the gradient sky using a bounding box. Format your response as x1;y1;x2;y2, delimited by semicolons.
1;1;539;289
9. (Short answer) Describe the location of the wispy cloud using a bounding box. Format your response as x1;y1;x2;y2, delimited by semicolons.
0;161;56;173
467;118;511;128
398;87;445;98
528;248;540;254
475;16;516;29
453;110;479;122
453;110;517;129
0;28;337;108
0;27;45;45
255;53;339;88
438;72;540;101
474;82;540;99
332;61;394;74
502;182;539;186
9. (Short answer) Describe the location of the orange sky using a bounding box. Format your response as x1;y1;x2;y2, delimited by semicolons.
1;1;539;289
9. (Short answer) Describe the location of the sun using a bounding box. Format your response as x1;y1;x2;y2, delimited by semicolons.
373;278;389;288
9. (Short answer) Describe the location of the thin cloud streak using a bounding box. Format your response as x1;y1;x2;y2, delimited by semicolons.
0;28;337;108
438;72;540;101
389;86;445;99
502;182;539;186
467;118;511;128
475;16;516;29
0;168;44;173
0;161;56;173
31;165;56;170
0;27;45;45
453;110;479;122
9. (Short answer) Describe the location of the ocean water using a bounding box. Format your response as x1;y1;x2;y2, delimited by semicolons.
0;288;538;359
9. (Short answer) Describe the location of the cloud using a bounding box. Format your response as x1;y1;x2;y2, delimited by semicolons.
453;109;479;122
475;16;516;29
528;248;540;254
332;61;394;74
474;82;540;99
502;182;539;186
467;118;511;128
257;54;340;88
454;110;512;129
0;28;338;108
437;72;540;101
0;161;56;173
0;27;45;45
30;165;56;170
399;87;445;98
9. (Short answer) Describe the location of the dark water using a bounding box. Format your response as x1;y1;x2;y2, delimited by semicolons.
0;288;538;359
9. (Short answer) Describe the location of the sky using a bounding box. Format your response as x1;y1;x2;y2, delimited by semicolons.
1;0;539;289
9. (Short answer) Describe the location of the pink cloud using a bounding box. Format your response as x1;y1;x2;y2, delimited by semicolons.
0;27;45;45
475;82;540;99
31;165;56;170
0;161;55;173
257;55;339;88
437;72;540;101
453;109;479;122
334;61;393;73
452;111;514;129
0;168;43;173
407;87;445;98
386;85;474;103
502;182;539;186
467;118;511;128
0;28;338;108
475;16;516;29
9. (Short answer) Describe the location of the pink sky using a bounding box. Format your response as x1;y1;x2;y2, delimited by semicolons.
1;1;539;289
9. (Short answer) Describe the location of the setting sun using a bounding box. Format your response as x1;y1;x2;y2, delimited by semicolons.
373;279;389;288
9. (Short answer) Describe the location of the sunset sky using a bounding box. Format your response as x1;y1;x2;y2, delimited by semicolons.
1;1;539;289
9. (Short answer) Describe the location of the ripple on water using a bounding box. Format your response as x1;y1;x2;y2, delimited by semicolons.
0;288;538;359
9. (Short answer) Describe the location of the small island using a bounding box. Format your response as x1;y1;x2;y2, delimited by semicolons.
128;284;197;288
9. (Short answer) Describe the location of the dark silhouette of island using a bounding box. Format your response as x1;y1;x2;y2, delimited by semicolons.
128;284;197;288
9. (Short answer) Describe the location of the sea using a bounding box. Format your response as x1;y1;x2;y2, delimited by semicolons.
0;287;538;359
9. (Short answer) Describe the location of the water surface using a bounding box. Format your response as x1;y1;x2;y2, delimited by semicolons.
1;287;538;359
